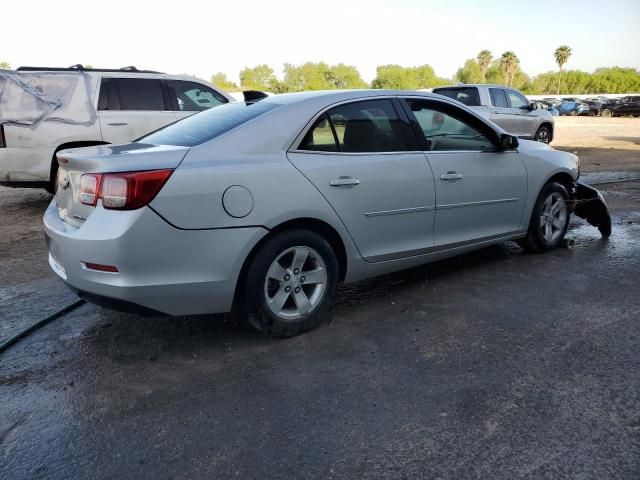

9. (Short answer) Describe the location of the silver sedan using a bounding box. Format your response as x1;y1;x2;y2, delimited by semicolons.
44;90;610;337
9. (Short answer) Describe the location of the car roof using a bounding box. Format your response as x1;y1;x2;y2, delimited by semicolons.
261;89;441;106
433;84;517;89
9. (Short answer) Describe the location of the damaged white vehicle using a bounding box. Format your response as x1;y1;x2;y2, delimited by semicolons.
0;65;232;191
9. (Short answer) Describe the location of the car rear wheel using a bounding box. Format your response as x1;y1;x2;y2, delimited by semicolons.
534;125;552;143
518;182;570;252
238;229;338;337
570;109;578;116
601;109;612;118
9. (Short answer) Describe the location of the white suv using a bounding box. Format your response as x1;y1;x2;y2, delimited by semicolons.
0;65;233;191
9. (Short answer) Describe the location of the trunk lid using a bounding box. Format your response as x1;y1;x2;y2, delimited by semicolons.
55;143;189;227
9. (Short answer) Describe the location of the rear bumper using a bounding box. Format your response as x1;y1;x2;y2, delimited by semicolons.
0;146;52;183
43;200;268;315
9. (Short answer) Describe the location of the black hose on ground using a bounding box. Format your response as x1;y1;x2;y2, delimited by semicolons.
0;299;85;354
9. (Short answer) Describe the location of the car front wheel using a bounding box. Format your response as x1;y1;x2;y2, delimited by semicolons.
238;229;338;337
518;182;570;252
534;125;552;143
601;109;612;118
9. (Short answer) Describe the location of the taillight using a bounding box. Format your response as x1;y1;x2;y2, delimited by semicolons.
79;169;173;210
79;174;102;206
0;125;6;148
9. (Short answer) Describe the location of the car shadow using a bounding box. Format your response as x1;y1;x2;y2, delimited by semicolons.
80;241;527;362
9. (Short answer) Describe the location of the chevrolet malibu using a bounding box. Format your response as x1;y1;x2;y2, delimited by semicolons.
44;90;611;337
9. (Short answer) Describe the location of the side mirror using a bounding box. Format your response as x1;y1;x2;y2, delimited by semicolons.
529;102;538;110
500;133;519;151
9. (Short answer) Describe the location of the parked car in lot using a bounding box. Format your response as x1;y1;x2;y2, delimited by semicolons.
0;65;233;191
535;100;559;116
432;84;555;143
600;95;640;117
44;90;611;337
583;99;605;116
557;100;590;116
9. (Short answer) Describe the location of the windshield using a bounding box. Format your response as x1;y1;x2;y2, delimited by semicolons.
139;101;279;147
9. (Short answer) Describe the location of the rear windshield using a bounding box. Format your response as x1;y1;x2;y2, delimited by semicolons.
139;101;278;147
432;87;481;107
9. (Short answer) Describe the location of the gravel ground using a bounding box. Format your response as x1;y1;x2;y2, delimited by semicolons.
1;117;639;479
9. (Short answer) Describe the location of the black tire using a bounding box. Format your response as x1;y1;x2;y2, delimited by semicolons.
570;109;578;116
601;109;612;118
534;125;552;143
237;229;338;337
517;182;570;253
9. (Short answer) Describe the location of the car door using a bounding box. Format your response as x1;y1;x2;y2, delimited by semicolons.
401;97;527;248
505;89;536;137
168;80;228;121
97;77;177;143
488;87;515;134
287;98;436;262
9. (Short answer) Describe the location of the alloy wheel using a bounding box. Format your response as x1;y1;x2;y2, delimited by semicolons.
264;246;327;320
539;192;568;243
536;129;550;143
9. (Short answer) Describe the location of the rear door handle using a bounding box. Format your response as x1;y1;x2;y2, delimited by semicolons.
107;122;128;126
440;172;463;181
330;176;360;187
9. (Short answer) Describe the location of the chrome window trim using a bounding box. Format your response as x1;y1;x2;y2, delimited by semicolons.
289;93;508;156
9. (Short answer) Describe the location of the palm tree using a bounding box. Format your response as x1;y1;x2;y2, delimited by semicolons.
499;51;519;86
554;45;572;94
477;50;493;83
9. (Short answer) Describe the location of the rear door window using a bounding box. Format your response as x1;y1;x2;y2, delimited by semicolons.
301;99;417;153
432;87;481;106
169;80;227;111
299;115;339;152
489;88;509;108
114;78;166;111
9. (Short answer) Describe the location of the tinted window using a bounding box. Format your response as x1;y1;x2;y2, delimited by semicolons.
489;88;509;108
115;78;166;111
432;87;481;106
506;90;528;109
319;99;417;153
140;101;278;147
299;114;338;152
405;99;495;152
170;80;226;112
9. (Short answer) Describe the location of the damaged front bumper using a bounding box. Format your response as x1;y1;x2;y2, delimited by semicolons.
572;182;612;238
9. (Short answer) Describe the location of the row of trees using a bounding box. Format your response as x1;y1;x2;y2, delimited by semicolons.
3;53;639;94
213;58;640;95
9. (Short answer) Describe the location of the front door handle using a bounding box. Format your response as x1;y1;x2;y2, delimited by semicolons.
330;176;360;187
440;172;463;181
107;122;128;126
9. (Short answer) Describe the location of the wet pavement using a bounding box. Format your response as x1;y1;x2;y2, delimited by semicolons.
1;181;640;479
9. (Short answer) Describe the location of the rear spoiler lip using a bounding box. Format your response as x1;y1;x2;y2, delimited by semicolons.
242;90;269;102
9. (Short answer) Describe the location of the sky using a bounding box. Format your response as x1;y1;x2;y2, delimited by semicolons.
3;0;639;84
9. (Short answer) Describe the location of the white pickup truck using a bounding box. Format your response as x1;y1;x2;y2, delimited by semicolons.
0;65;233;191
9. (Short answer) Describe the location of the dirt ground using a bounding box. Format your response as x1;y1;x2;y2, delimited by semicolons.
553;116;640;172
